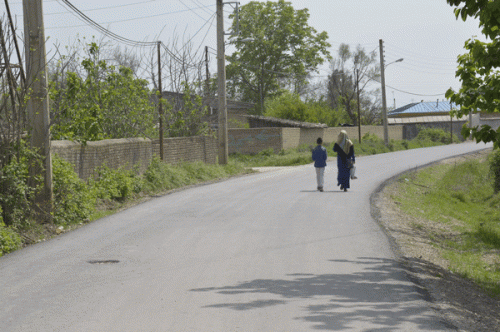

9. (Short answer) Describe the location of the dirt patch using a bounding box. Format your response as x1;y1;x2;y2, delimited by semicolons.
372;149;500;332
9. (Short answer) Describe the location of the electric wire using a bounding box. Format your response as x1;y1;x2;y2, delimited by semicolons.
46;6;215;30
57;0;157;47
54;0;205;70
45;0;159;16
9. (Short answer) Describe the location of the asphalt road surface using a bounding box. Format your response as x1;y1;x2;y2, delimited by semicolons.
0;142;492;331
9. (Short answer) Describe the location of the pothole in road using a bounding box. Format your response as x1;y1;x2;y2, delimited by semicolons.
87;260;120;264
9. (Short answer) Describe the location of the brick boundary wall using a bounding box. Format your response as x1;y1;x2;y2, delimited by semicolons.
51;136;217;180
227;126;404;155
228;128;283;154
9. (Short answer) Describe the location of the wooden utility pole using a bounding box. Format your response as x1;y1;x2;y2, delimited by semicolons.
157;41;164;160
379;39;389;146
23;0;53;220
217;0;228;164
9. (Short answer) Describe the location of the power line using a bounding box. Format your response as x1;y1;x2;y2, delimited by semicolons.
55;0;205;70
45;0;159;16
46;5;216;29
56;0;157;47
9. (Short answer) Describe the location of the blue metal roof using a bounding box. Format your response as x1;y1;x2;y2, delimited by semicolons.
388;101;460;117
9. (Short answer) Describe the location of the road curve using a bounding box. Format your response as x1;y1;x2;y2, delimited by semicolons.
0;142;492;331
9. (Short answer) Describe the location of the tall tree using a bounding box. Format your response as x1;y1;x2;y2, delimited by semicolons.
326;44;380;125
446;0;500;148
226;0;330;113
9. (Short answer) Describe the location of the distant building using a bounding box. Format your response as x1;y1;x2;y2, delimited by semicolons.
388;100;467;140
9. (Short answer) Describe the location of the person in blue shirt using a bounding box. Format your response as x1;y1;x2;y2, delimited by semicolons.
312;137;327;192
333;130;355;192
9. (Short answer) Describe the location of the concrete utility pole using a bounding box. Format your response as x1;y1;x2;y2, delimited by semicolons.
216;0;228;164
205;45;210;98
158;41;164;161
23;0;53;220
379;39;389;146
356;69;361;143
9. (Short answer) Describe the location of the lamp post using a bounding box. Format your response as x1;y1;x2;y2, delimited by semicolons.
380;39;403;146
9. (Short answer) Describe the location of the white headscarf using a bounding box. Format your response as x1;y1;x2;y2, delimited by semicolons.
336;130;353;154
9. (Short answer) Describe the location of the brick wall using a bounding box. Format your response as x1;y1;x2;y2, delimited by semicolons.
51;136;217;180
299;128;326;146
323;126;403;143
228;128;283;154
152;136;217;164
282;128;300;150
227;125;404;154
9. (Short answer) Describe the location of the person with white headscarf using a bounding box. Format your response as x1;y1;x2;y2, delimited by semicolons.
333;130;356;192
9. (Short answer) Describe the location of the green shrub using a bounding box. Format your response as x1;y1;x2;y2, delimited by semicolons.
0;205;22;256
52;155;96;225
89;164;143;201
0;142;37;227
0;221;21;257
258;148;275;157
143;157;190;193
415;127;460;143
489;150;500;193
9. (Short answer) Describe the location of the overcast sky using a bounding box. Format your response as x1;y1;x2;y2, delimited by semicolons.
2;0;485;108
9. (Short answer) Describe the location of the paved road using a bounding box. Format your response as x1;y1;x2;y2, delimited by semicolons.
0;142;492;331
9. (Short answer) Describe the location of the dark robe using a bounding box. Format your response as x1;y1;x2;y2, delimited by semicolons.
333;143;355;189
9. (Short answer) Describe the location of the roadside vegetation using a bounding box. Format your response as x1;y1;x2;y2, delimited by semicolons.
230;128;460;167
0;146;250;257
0;127;463;257
393;150;500;297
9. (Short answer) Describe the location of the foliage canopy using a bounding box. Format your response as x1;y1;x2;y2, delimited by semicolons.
446;0;500;147
226;0;330;113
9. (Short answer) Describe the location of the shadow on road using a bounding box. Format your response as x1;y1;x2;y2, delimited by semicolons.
190;257;454;331
300;190;345;193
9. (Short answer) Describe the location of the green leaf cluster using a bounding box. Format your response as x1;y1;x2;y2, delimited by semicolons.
446;0;500;147
50;43;157;143
0;219;22;257
0;142;38;228
489;149;500;193
165;83;210;137
264;91;347;126
415;127;460;144
89;164;143;201
226;0;330;112
52;155;96;225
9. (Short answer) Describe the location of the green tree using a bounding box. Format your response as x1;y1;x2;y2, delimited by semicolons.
50;43;157;143
164;83;209;137
326;44;381;125
226;0;331;113
446;1;500;147
264;91;347;126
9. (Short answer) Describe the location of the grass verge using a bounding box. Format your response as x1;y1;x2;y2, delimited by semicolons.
230;130;460;167
393;152;500;297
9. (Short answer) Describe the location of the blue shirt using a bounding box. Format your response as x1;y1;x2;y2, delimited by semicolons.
312;145;327;168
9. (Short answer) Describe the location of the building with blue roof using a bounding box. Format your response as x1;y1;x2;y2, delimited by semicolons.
388;100;459;118
387;100;468;140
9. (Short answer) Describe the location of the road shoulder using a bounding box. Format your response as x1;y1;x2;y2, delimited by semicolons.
371;149;500;332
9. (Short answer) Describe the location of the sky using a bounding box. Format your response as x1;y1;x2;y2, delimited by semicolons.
1;0;485;108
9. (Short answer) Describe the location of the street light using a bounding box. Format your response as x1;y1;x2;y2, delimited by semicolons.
379;40;403;146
